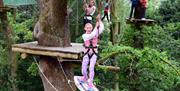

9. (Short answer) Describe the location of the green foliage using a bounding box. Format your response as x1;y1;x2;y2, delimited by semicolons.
17;57;43;91
27;62;39;76
10;10;43;91
9;12;34;43
143;24;180;61
100;45;180;91
0;5;42;91
0;0;179;90
0;46;11;91
158;0;180;24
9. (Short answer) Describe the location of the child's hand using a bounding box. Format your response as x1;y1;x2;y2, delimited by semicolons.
83;0;87;4
96;14;101;22
96;21;100;27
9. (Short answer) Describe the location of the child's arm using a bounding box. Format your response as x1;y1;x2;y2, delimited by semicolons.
82;15;104;41
83;4;88;11
96;21;104;35
90;6;96;15
95;14;104;35
83;0;88;11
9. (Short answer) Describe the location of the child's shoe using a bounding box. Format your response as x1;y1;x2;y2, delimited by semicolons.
141;18;146;20
88;88;94;91
80;76;87;84
88;82;94;91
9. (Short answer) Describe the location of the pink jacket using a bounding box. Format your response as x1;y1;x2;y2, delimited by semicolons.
82;21;104;53
140;0;148;8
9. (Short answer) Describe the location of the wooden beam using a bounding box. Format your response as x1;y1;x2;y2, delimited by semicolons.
12;42;84;54
12;47;79;59
12;42;84;59
0;6;12;12
21;53;27;59
97;51;130;64
97;65;120;72
126;18;155;25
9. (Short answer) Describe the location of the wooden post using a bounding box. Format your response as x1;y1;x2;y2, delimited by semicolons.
11;52;19;91
75;0;79;37
133;24;144;49
0;0;3;7
110;0;120;45
0;0;18;91
110;0;120;90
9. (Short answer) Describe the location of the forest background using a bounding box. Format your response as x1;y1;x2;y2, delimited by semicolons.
0;0;179;91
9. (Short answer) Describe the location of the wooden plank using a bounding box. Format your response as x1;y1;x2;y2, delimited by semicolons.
12;47;80;59
12;41;84;54
97;65;120;72
12;47;79;59
126;18;155;25
0;6;12;12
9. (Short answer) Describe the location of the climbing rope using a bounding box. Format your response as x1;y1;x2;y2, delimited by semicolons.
33;56;76;91
57;57;76;91
33;56;59;91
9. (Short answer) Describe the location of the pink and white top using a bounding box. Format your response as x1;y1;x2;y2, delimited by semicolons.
85;5;96;16
82;21;104;53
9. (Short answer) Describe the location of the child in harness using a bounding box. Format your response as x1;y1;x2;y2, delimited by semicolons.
81;14;104;91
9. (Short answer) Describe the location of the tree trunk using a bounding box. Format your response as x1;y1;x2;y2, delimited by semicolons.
35;0;75;91
0;0;3;6
11;52;19;91
0;0;18;90
110;0;120;45
37;0;70;47
110;0;120;90
39;57;75;91
133;24;144;49
75;0;79;37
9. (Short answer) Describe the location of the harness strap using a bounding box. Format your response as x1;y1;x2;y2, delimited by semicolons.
84;46;97;49
85;15;93;17
83;40;98;59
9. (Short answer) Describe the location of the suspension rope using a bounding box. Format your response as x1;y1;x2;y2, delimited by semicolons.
33;56;59;91
57;57;75;91
33;56;76;91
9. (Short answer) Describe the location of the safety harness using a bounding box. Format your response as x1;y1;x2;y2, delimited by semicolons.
83;39;98;59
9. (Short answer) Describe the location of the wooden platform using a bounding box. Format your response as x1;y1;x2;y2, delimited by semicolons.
126;18;155;25
12;41;84;59
0;6;13;12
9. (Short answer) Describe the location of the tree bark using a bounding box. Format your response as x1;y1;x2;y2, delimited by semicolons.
11;52;19;91
35;0;75;91
0;0;3;6
110;0;120;45
133;24;144;49
110;0;120;90
0;0;18;90
39;57;75;91
37;0;70;47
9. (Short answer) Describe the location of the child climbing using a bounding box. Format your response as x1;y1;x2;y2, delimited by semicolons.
81;14;104;91
139;0;148;19
101;0;110;22
83;0;96;26
129;0;139;19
